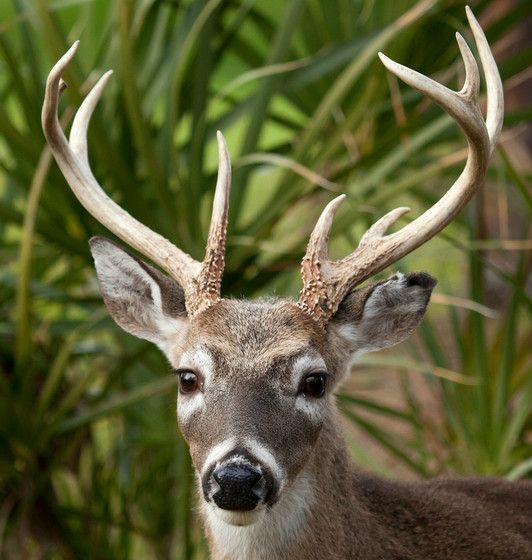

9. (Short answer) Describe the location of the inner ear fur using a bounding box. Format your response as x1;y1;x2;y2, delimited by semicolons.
331;272;437;354
89;236;187;352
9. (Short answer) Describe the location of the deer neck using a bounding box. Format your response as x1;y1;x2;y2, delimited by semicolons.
203;408;372;560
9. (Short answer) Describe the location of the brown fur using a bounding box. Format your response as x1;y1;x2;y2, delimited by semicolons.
279;418;532;560
90;240;532;559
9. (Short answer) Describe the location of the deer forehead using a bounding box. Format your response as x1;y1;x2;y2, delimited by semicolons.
170;299;326;377
178;347;327;387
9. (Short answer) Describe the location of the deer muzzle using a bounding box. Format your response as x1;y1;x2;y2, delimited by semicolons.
202;448;277;521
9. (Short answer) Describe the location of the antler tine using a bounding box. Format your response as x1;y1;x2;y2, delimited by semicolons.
465;5;504;148
456;32;480;102
359;207;411;244
306;195;347;260
42;43;235;316
69;69;114;166
191;132;232;314
378;33;485;145
298;7;503;324
299;195;346;317
42;42;79;154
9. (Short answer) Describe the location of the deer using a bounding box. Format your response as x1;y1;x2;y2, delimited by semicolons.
41;7;531;560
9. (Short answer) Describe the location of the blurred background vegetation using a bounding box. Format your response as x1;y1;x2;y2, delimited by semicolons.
0;0;530;558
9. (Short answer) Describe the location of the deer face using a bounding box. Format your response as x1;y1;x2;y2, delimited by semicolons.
90;237;435;526
174;300;328;526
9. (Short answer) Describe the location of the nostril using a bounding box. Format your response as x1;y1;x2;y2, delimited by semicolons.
210;463;265;511
251;474;268;501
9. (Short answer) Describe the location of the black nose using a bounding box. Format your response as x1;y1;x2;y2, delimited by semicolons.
211;463;266;511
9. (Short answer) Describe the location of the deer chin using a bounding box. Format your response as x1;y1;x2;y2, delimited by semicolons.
207;503;264;526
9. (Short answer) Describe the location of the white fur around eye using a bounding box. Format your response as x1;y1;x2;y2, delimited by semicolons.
177;347;215;384
291;354;328;422
291;354;327;388
176;347;215;422
177;391;204;422
294;394;328;423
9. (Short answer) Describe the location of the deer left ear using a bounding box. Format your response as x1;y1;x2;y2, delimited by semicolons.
330;272;436;357
89;236;188;355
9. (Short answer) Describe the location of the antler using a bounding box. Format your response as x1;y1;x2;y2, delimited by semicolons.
298;7;503;324
42;42;231;317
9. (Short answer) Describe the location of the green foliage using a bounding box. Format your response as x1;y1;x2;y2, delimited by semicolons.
0;0;530;557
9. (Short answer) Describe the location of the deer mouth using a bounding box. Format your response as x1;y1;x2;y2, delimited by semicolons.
207;505;265;527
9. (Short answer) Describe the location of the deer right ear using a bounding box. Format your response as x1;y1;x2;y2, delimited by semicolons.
89;236;188;354
329;272;436;361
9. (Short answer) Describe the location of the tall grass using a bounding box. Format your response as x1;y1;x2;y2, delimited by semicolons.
0;0;530;557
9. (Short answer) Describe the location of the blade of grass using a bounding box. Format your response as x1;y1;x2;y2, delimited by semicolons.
36;310;108;420
14;148;53;373
340;405;428;477
492;243;529;446
292;0;437;162
357;354;478;385
162;0;224;251
338;393;416;424
230;0;306;224
498;369;532;467
498;145;532;211
117;0;176;240
506;458;532;482
57;376;179;434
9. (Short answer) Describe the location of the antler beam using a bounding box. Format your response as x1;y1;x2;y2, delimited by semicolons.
298;7;503;324
42;42;231;317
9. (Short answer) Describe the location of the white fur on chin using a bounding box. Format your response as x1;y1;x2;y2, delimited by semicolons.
203;471;315;560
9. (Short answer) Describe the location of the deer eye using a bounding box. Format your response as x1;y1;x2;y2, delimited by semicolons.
299;372;327;398
177;370;199;394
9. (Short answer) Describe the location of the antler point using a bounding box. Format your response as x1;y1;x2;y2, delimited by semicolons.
325;194;347;217
465;6;480;30
66;40;80;59
378;52;391;65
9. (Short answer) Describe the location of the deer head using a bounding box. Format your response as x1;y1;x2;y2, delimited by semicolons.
42;7;502;530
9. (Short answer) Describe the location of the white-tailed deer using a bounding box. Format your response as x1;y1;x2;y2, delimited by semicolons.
42;7;531;560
